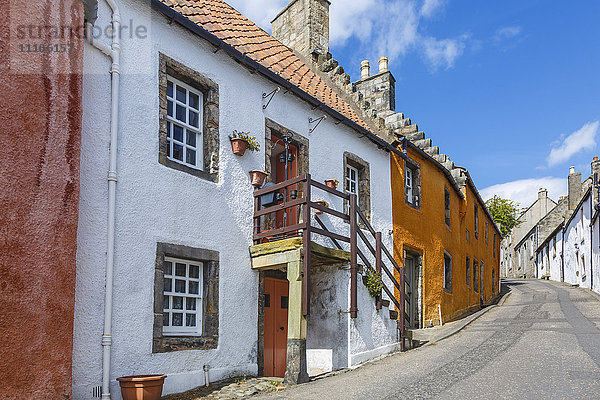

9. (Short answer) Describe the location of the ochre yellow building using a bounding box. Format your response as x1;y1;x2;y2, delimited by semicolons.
391;140;501;327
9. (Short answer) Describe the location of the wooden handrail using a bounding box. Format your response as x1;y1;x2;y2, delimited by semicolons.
253;174;307;196
309;201;350;221
314;216;343;250
311;226;351;244
253;197;306;217
310;180;350;200
253;222;307;241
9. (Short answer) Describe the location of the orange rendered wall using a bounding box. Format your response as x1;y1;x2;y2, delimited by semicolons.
391;149;500;325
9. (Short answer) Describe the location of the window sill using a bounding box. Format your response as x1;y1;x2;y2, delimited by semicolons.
153;335;218;353
160;156;218;183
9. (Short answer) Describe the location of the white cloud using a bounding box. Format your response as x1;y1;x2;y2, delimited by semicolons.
227;0;468;73
547;121;599;167
493;26;522;43
480;177;567;208
422;34;468;71
420;0;446;18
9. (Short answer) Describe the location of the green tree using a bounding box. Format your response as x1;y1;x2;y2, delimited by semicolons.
485;196;522;238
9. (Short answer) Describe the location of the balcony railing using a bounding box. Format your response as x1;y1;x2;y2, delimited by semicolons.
252;174;411;351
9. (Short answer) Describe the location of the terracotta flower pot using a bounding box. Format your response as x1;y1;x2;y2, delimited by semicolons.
230;138;248;156
117;374;167;400
314;200;329;214
324;179;338;189
249;170;267;188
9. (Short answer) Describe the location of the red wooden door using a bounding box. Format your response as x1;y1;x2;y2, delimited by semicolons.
273;138;298;230
264;278;289;377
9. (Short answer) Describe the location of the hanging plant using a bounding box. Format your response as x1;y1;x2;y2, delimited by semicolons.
364;268;383;298
229;130;260;156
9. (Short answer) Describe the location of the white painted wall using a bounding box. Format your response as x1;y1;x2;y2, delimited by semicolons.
563;194;591;288
74;0;395;398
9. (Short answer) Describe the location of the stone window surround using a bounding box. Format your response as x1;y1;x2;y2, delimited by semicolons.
404;159;421;210
159;53;220;183
153;242;219;353
343;152;371;223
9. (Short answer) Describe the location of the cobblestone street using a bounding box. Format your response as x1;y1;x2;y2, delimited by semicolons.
253;280;600;399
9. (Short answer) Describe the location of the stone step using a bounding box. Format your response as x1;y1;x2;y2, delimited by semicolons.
424;145;439;155
433;154;447;163
405;131;424;141
319;58;338;73
442;160;455;170
414;138;432;149
389;309;399;320
401;124;418;135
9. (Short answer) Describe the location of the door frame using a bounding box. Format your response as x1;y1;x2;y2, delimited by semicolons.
258;269;288;377
403;247;423;329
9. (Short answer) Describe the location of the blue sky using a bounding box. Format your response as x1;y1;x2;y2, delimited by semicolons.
228;0;600;207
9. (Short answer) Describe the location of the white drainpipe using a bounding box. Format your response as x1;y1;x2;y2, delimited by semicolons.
85;0;121;398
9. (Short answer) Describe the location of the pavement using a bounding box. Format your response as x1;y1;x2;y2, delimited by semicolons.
253;279;600;399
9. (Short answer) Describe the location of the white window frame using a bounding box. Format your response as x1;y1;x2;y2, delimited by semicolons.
163;256;203;336
346;164;359;196
166;76;203;170
405;167;413;201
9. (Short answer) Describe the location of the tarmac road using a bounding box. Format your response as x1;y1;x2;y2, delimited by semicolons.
255;279;600;399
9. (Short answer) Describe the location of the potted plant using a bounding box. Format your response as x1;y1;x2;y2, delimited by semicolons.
249;170;268;188
363;268;383;298
324;179;339;189
313;200;329;214
116;374;167;400
230;130;260;156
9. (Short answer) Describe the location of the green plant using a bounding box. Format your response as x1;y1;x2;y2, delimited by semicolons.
229;130;260;152
485;195;522;237
364;267;383;298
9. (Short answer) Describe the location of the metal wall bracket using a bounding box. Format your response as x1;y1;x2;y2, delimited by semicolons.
309;115;327;133
262;87;280;110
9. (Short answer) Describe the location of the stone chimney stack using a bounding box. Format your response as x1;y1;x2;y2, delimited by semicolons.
360;60;370;79
538;188;548;215
352;56;396;119
271;0;330;62
568;166;582;210
378;56;388;73
591;157;600;202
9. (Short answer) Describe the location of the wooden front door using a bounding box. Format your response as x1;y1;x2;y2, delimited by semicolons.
272;135;299;230
264;278;289;377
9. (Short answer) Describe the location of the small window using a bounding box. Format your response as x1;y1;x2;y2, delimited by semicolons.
473;259;479;292
345;164;359;195
405;161;420;208
466;229;470;243
480;261;484;293
474;204;479;239
485;221;489;244
166;77;203;170
163;257;203;335
444;188;450;227
493;233;497;258
443;252;452;292
466;256;471;287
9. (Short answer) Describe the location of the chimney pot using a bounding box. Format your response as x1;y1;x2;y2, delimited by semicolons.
361;60;370;79
378;56;388;73
570;166;575;174
594;157;598;161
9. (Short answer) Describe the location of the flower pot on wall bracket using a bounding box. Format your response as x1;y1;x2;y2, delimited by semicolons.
314;200;329;214
249;170;268;188
116;374;167;400
324;179;339;189
230;138;248;156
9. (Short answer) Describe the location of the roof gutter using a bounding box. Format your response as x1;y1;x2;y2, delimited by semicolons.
150;0;407;161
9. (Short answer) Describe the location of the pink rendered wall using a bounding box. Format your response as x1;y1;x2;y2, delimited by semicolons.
0;1;83;398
